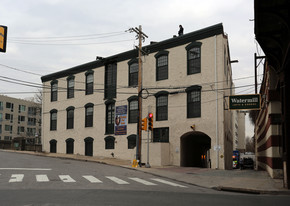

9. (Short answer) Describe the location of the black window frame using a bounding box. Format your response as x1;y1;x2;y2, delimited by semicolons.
155;51;169;81
66;106;75;129
85;103;94;127
127;134;137;149
51;80;58;102
50;109;57;131
155;91;169;121
67;76;75;99
104;63;117;99
186;42;202;75
127;96;138;123
128;59;138;87
186;85;202;118
105;136;115;150
66;138;74;154
105;100;115;134
85;70;94;95
153;127;169;143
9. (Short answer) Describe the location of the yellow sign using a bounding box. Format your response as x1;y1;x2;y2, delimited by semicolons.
0;25;7;52
132;159;138;168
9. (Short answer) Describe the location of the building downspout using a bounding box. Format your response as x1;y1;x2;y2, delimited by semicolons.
215;35;219;169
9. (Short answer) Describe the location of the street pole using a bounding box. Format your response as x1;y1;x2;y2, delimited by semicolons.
129;26;148;166
137;25;143;166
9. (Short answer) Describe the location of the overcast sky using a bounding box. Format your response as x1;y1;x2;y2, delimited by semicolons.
0;0;260;137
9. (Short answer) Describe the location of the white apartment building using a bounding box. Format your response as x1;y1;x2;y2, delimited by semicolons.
0;95;41;144
41;23;234;169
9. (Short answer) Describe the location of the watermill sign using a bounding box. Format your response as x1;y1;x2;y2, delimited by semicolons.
229;94;261;110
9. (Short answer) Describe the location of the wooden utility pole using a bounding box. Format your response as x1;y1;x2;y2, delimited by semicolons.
129;25;148;165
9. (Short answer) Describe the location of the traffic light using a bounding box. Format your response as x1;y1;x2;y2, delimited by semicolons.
141;117;147;131
148;113;153;131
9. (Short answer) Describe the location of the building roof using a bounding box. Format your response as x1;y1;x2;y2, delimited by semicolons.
41;23;224;82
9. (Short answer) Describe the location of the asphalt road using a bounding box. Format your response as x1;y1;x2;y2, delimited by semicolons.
1;150;290;206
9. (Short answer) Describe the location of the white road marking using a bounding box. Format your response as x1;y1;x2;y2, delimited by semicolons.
59;175;76;183
9;174;24;183
83;175;102;183
106;176;129;184
151;178;187;188
36;175;49;182
0;168;52;171
128;177;157;186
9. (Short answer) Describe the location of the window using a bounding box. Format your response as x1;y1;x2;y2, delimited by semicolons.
0;113;2;121
128;96;138;123
105;136;115;149
155;91;168;121
28;107;37;116
27;127;36;136
4;136;12;141
28;118;36;126
105;63;117;99
17;126;25;134
105;100;115;134
186;42;202;75
5;125;12;134
128;59;138;87
153;127;169;142
0;101;3;110
66;106;75;129
51;80;58;102
5;113;13;123
186;86;201;118
67;76;75;98
50;139;57;153
85;103;93;127
85;71;94;95
18;115;25;123
50;109;57;131
155;51;169;81
0;125;2;134
127;135;136;149
6;102;14;111
19;105;26;113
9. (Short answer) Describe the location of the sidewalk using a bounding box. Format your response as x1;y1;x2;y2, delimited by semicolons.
3;150;290;195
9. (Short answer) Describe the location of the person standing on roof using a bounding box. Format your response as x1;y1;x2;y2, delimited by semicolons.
178;25;184;36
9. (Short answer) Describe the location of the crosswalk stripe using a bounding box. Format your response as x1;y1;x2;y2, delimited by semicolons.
151;178;187;188
36;175;49;182
83;175;102;183
9;174;24;183
106;176;129;184
128;177;157;186
59;175;76;183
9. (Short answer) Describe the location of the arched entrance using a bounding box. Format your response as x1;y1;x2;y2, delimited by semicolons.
66;138;74;154
180;131;211;168
49;139;57;153
84;137;94;156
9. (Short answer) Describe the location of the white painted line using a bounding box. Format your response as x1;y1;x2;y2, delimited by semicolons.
0;168;52;171
9;174;24;183
151;178;187;188
128;177;157;186
83;175;103;183
59;175;76;183
106;176;129;184
36;175;49;182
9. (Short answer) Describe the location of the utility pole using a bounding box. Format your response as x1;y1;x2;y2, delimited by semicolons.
129;25;148;166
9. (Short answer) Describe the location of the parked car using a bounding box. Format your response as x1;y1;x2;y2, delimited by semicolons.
240;157;254;170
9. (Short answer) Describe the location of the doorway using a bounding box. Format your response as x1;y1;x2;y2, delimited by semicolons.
84;137;94;156
180;131;211;167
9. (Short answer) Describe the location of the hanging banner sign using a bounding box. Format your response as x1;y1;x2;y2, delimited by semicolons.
115;105;127;135
0;25;7;53
229;94;261;110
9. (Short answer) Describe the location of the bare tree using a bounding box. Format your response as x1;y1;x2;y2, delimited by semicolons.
245;136;255;153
